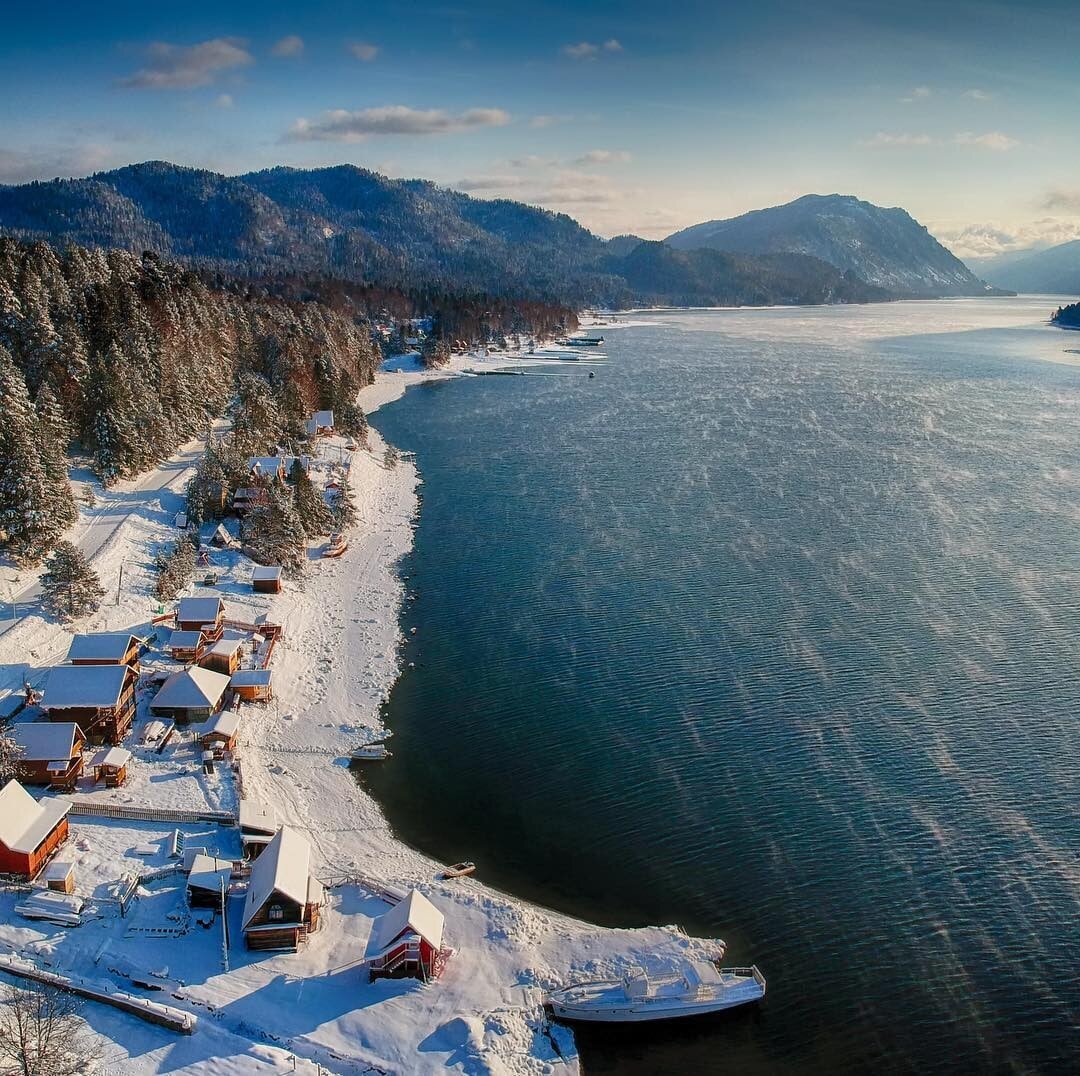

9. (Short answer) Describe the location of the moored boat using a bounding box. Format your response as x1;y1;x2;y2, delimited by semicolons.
547;961;765;1023
441;861;476;879
351;743;391;761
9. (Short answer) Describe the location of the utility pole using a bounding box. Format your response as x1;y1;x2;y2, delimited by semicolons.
116;563;124;605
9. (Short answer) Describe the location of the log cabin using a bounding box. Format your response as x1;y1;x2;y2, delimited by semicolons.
168;630;204;663
0;779;71;879
8;722;86;789
251;566;283;594
40;665;137;745
367;889;449;982
241;827;323;951
149;667;231;722
199;709;242;756
66;632;141;671
199;638;244;676
230;669;273;703
175;596;225;637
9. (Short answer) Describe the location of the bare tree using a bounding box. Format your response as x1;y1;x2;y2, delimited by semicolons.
0;727;22;784
0;982;101;1076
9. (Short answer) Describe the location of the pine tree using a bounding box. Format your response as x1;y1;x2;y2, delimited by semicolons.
154;540;196;601
330;480;358;530
0;346;73;565
288;459;333;537
248;477;307;576
40;541;104;621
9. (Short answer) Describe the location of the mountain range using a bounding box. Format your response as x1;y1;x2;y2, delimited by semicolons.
969;239;1080;295
0;162;997;307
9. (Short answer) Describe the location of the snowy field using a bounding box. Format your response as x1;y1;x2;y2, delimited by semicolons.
0;333;724;1075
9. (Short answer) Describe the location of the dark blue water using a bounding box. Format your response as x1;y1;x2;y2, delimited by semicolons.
366;301;1080;1074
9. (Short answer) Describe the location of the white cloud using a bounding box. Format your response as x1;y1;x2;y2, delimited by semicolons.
215;93;234;109
961;88;992;101
285;105;511;142
561;39;623;60
117;38;253;90
530;114;574;128
271;35;304;58
954;130;1018;151
602;39;623;52
900;85;932;103
935;218;1080;259
348;41;379;62
860;131;936;147
0;143;117;183
575;149;632;165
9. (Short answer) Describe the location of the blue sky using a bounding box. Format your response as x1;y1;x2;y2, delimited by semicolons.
2;0;1079;254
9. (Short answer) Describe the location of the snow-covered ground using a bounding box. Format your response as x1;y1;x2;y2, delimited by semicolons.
0;331;725;1075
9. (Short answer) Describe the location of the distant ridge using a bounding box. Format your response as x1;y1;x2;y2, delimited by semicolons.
972;239;1080;295
666;193;1000;298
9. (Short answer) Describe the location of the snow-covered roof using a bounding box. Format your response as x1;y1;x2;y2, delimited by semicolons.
0;780;70;854
251;566;282;581
42;665;131;710
187;853;232;893
90;747;131;769
67;633;137;663
201;709;242;739
311;410;334;427
9;722;83;762
206;638;243;657
176;597;224;625
168;630;203;649
151;667;231;711
242;826;313;929
231;670;272;687
369;889;445;954
239;801;277;836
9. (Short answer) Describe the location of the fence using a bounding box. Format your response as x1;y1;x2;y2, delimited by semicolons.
64;802;237;826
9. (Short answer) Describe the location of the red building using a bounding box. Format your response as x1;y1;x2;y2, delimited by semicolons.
0;780;71;879
367;889;450;982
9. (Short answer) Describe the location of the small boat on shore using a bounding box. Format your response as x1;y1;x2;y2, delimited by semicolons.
441;862;476;879
351;743;391;761
558;335;605;347
547;961;765;1024
323;533;348;558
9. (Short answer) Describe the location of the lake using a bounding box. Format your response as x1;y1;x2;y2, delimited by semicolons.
366;299;1080;1074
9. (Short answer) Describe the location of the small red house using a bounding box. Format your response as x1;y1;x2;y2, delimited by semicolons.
251;566;283;594
0;779;71;879
367;889;450;982
9;722;86;789
199;638;244;676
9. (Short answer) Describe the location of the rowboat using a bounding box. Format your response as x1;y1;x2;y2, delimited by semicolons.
547;961;765;1024
351;743;391;761
441;862;476;879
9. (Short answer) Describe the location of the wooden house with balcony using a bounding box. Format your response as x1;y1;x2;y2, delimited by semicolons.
367;889;450;982
41;665;137;745
0;779;71;879
168;630;204;663
150;667;231;723
199;638;244;676
9;723;86;789
175;596;225;639
241;827;323;951
199;709;242;756
67;632;141;672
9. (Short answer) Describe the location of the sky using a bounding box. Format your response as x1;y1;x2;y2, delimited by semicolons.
2;0;1080;257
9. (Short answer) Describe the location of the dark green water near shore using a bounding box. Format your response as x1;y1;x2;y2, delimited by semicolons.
365;300;1079;1074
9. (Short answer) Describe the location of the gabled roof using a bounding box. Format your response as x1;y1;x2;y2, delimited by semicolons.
201;709;242;739
206;638;243;657
90;747;131;769
168;630;203;649
42;665;132;710
369;889;445;954
231;669;272;687
176;597;224;624
242;826;314;929
67;633;137;662
251;566;283;581
9;722;83;762
187;853;232;894
239;801;277;836
151;667;230;711
0;780;70;854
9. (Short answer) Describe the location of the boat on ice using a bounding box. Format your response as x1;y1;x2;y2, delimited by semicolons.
351;743;391;761
558;335;605;347
441;861;476;879
323;533;348;558
546;961;765;1023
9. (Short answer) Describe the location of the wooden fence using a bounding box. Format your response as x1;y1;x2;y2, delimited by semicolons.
64;802;237;826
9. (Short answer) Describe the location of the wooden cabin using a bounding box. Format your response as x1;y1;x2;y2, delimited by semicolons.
210;524;233;547
0;780;70;879
175;596;225;637
168;630;204;663
367;889;449;982
241;827;323;950
232;487;269;516
186;853;233;908
89;747;131;788
199;638;244;676
41;665;137;746
247;456;311;481
199;709;242;756
67;632;141;671
150;667;231;722
304;410;334;438
9;722;86;789
251;566;283;594
239;801;278;860
43;859;75;894
230;669;273;703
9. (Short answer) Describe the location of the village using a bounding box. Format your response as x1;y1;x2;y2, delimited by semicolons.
0;347;722;1075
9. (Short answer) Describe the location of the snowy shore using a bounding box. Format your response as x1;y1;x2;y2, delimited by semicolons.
0;330;726;1075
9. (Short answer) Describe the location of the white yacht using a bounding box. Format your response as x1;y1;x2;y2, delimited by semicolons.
546;961;765;1023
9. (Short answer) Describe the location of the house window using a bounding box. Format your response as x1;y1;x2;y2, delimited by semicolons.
269;905;283;921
